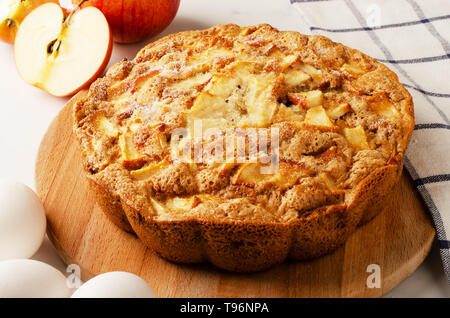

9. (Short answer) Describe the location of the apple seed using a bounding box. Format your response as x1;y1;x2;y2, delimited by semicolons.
5;18;15;28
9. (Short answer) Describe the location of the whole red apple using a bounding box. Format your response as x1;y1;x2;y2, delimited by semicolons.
76;0;180;43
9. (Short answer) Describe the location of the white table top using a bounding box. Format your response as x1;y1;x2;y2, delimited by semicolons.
0;0;448;298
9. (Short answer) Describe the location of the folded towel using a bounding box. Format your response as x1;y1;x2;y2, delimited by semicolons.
291;0;450;284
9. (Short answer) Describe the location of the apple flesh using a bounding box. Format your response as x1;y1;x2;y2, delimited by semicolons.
14;3;112;97
78;0;180;43
0;0;57;43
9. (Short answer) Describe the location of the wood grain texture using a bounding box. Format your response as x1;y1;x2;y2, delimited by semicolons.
35;91;435;298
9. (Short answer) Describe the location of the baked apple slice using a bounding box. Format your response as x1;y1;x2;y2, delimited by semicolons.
284;69;310;86
304;105;336;129
327;103;352;120
340;63;365;77
319;172;337;191
232;163;303;189
299;63;321;82
93;113;118;137
288;90;323;109
119;132;146;169
368;92;400;118
343;126;370;151
130;160;170;180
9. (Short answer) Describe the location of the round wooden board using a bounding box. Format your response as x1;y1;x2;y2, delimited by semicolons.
36;91;435;298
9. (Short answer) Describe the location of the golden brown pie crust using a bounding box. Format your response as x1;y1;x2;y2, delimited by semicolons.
74;24;414;272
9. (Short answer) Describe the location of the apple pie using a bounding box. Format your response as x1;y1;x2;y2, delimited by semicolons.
74;24;414;272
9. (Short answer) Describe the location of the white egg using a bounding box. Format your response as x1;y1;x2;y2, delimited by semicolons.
0;259;71;297
0;179;47;260
71;272;155;298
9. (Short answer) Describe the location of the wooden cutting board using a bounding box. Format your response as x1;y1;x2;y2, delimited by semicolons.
35;91;435;298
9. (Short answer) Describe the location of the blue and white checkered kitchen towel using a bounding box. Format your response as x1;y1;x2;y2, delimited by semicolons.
290;0;450;283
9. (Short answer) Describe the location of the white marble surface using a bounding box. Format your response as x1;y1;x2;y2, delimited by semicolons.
0;0;448;297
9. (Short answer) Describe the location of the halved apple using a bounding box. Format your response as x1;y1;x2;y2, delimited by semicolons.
14;3;112;97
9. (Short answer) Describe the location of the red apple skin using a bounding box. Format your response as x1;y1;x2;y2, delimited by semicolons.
0;0;58;44
78;0;180;44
